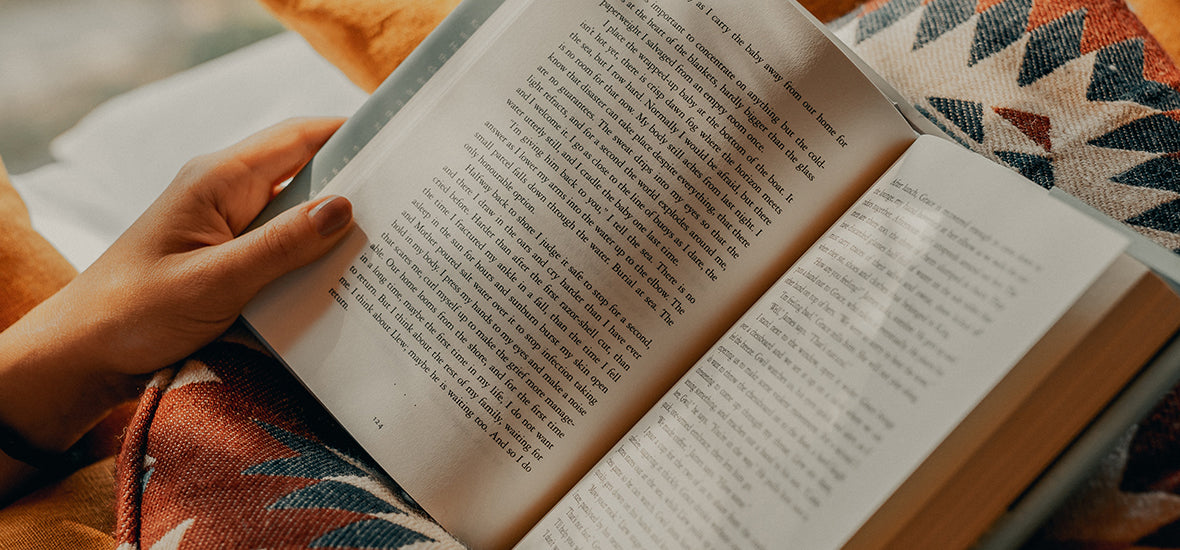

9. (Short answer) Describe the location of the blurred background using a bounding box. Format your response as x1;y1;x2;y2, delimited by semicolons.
0;0;284;175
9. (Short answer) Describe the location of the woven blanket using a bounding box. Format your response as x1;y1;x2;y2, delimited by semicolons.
836;0;1180;250
114;327;463;549
112;0;1180;548
830;1;1180;546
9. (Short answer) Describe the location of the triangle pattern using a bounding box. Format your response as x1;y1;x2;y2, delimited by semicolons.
1113;157;1180;193
1017;8;1085;86
995;107;1052;150
148;519;196;550
969;0;1033;65
242;422;369;480
1127;198;1180;235
929;97;986;143
270;480;405;516
916;105;972;148
310;519;435;549
913;0;975;51
856;0;922;44
168;363;222;392
1088;39;1180;111
995;151;1055;188
1090;115;1180;154
141;455;157;497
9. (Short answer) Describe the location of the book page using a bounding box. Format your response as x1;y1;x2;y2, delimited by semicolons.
518;135;1129;549
245;0;915;547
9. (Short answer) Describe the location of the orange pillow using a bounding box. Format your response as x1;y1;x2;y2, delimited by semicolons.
1128;0;1180;63
256;0;862;93
256;0;463;92
0;458;116;549
0;157;76;332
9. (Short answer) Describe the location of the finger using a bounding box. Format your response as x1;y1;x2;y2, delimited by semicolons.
202;117;346;234
216;195;353;295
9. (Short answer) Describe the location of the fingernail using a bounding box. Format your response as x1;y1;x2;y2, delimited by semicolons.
309;196;352;237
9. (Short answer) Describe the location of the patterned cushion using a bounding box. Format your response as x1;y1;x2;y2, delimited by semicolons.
114;326;463;549
832;0;1180;251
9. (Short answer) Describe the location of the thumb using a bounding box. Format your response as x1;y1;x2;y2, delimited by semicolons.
220;195;353;294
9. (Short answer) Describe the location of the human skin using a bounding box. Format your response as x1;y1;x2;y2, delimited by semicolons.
0;118;354;500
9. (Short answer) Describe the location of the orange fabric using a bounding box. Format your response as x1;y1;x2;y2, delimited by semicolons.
0;157;76;332
1128;0;1180;63
258;0;863;93
255;0;464;92
0;458;116;549
801;0;872;21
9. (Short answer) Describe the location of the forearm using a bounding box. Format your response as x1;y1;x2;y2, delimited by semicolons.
0;286;142;500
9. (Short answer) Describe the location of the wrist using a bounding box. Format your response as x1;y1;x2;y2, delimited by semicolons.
0;287;138;453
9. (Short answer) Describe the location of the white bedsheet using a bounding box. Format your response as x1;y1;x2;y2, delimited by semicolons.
12;32;368;270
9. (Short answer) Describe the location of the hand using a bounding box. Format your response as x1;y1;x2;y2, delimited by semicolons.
70;117;355;376
0;118;353;454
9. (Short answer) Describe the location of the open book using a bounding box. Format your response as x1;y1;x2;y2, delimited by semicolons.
244;0;1180;548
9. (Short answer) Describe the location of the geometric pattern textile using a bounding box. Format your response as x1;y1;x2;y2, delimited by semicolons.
833;0;1180;251
833;1;1180;547
114;325;462;550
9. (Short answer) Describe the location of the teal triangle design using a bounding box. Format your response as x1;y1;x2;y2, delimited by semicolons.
969;0;1033;66
913;0;976;50
141;467;154;497
916;105;973;148
1113;157;1180;193
270;480;405;516
1088;39;1180;111
929;97;986;143
311;518;435;549
243;421;368;480
856;0;923;44
995;151;1055;188
1127;199;1180;235
1017;9;1085;86
1090;115;1180;154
